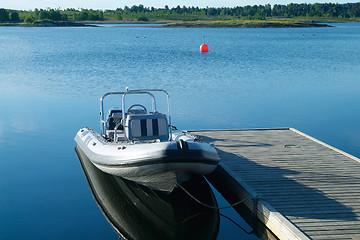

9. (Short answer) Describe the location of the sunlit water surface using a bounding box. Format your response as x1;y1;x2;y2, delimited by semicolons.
1;23;360;239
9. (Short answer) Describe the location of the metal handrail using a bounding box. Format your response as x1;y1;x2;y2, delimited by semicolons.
100;88;172;142
114;122;122;143
100;91;156;136
100;91;125;136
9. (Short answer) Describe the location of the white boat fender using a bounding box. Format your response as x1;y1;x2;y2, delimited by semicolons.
177;139;189;152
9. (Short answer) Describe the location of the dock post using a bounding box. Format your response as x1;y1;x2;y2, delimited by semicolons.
251;195;260;221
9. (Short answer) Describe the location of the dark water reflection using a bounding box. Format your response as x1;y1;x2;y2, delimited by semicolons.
75;146;220;240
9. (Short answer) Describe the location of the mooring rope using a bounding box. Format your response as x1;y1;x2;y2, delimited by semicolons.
219;213;254;234
178;211;254;235
179;184;259;210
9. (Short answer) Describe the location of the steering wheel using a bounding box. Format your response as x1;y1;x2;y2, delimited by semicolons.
127;104;147;113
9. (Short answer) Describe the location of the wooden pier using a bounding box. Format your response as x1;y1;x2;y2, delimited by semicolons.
189;128;360;240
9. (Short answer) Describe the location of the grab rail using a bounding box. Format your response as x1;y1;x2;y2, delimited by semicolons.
100;91;156;136
99;88;172;142
114;121;122;143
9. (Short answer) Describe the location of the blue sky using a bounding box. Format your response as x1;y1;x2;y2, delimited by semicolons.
2;0;352;10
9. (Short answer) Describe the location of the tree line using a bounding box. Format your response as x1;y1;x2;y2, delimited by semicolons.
1;2;360;23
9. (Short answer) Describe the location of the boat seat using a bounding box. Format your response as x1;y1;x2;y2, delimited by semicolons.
125;113;169;141
107;110;124;131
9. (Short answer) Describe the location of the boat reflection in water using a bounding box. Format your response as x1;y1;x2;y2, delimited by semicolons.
76;146;220;240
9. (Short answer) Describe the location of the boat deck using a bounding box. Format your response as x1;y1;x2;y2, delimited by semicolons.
189;128;360;240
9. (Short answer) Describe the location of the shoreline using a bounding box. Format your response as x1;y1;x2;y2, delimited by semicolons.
0;19;337;28
161;21;333;28
0;20;97;27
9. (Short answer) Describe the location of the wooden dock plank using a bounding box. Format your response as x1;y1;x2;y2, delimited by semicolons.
190;128;360;240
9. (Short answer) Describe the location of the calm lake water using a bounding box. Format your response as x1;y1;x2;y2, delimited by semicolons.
1;22;360;239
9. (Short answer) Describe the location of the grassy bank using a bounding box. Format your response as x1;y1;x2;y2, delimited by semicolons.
162;19;333;28
0;20;94;27
0;18;358;28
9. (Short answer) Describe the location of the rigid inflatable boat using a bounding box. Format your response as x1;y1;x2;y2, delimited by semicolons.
74;88;220;191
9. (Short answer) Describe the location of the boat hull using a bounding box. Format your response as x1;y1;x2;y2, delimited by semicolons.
74;128;220;191
75;145;220;239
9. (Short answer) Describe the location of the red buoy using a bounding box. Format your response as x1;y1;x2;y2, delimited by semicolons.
200;44;209;52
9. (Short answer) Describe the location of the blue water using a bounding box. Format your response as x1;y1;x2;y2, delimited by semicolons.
1;22;360;239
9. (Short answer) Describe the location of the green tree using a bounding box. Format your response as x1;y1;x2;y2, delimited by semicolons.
39;10;49;19
137;16;149;21
208;8;218;16
34;8;39;18
10;11;20;21
353;3;360;17
25;16;34;23
2;3;360;24
88;13;99;20
49;10;62;20
116;13;123;20
79;11;88;20
0;8;10;22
